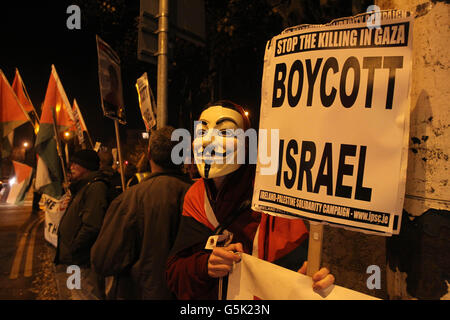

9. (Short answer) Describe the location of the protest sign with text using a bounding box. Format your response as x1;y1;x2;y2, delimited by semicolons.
252;10;413;235
42;192;71;247
136;72;157;132
96;35;126;124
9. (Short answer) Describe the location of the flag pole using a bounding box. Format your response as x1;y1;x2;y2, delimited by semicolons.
51;108;69;191
86;131;94;150
114;119;126;191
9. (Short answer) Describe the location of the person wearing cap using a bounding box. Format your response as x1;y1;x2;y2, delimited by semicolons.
54;149;109;299
98;148;122;194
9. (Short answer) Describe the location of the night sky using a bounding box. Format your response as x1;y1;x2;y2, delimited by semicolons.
0;2;145;146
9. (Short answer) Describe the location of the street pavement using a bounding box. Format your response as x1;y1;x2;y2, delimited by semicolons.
0;192;61;300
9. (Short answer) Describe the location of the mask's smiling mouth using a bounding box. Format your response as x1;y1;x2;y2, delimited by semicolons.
194;138;235;162
195;148;230;159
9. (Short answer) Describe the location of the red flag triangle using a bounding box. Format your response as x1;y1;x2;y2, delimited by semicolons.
0;70;28;134
12;69;35;113
12;160;33;184
39;65;75;130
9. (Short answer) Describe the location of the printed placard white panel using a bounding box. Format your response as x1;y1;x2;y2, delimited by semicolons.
252;11;413;235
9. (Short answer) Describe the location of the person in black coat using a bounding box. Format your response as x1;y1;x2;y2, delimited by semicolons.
91;127;193;299
55;149;109;299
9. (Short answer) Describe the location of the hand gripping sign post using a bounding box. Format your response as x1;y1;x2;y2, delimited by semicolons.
252;10;413;277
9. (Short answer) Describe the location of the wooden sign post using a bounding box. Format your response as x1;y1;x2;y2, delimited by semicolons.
306;222;324;277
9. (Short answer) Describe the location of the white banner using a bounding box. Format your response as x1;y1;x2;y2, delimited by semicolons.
136;72;157;132
72;99;87;145
227;253;379;300
41;193;71;247
252;10;413;235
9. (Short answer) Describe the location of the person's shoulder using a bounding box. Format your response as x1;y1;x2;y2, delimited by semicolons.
151;172;194;188
85;172;111;192
186;178;203;191
183;179;204;203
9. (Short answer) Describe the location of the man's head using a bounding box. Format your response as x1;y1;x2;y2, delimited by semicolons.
70;149;100;181
193;100;250;179
148;126;180;172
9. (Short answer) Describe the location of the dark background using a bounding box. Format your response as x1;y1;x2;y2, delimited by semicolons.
0;0;370;148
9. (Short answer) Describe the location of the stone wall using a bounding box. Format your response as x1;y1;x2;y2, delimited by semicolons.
322;1;449;300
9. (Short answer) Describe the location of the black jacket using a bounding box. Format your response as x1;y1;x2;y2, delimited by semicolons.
90;171;192;300
55;171;109;266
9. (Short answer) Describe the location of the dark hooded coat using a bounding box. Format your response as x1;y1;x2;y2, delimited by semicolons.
91;171;192;299
55;171;109;267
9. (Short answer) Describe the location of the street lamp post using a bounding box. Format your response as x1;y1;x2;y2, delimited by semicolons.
156;0;169;129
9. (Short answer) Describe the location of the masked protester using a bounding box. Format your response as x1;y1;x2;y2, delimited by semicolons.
166;100;335;300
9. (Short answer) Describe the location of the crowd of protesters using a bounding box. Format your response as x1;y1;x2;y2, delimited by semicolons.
52;100;334;300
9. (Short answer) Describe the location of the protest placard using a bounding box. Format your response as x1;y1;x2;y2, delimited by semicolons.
252;10;413;235
136;72;157;132
96;35;126;124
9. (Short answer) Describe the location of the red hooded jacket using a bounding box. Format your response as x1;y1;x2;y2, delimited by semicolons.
166;165;308;300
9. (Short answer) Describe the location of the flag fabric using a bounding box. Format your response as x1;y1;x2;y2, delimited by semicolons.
12;69;40;132
227;253;379;300
35;65;75;199
0;69;29;136
0;70;30;158
6;160;34;205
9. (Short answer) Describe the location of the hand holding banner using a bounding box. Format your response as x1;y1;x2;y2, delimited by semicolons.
227;253;379;300
41;192;71;247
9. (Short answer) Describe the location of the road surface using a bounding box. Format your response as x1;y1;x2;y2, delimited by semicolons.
0;193;58;300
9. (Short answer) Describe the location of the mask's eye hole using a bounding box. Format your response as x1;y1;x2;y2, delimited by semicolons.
196;128;207;137
218;129;235;137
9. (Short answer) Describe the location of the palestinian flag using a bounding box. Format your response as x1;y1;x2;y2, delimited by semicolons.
6;160;33;205
0;70;30;158
35;65;75;199
12;69;40;133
